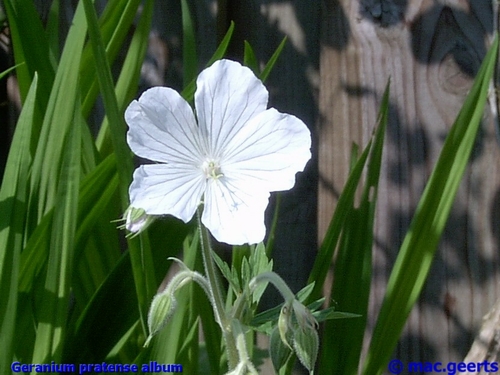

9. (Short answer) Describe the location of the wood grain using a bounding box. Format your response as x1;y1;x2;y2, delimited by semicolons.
319;0;500;365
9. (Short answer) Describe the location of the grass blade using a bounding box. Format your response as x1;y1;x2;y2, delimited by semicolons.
31;99;82;363
318;83;389;374
0;74;38;373
27;1;86;230
181;21;235;101
244;41;259;75
80;0;142;116
260;36;287;83
3;0;54;107
96;0;154;155
0;62;24;81
82;0;157;332
63;252;139;364
181;0;197;87
82;0;132;205
307;139;373;302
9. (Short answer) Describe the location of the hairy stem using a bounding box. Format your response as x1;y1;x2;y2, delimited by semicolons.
197;207;239;369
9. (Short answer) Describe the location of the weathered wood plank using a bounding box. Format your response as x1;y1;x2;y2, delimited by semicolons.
319;0;500;365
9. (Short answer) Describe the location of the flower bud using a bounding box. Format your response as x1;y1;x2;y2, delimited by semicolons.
144;290;177;347
277;299;318;373
122;206;155;235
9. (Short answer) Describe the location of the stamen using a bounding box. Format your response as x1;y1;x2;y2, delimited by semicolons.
202;160;223;179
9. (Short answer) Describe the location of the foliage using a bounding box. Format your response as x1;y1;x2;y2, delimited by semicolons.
0;1;497;374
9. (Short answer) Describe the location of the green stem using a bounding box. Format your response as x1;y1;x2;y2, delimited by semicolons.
250;271;295;301
232;320;258;375
197;207;239;369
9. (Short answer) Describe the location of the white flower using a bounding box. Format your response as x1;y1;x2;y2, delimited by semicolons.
125;59;311;245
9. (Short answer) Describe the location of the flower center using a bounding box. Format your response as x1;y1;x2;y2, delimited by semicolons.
202;160;223;180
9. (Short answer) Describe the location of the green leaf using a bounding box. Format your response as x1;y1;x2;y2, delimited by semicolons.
15;155;119;361
96;0;154;155
27;0;86;229
181;0;197;87
307;138;373;302
244;41;259;75
148;233;202;373
31;97;82;363
0;74;38;374
319;82;389;375
312;309;360;323
63;251;139;364
363;35;499;375
83;0;157;331
46;0;60;59
80;0;142;116
248;243;273;304
3;0;54;107
0;62;24;81
265;193;281;256
260;36;287;83
181;21;235;101
82;0;132;206
213;251;241;294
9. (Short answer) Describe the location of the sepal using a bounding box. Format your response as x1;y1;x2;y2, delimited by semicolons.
269;326;292;372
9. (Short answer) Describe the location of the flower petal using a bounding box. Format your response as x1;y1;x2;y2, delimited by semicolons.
126;87;204;165
222;108;311;192
195;60;269;158
202;178;270;245
129;164;205;223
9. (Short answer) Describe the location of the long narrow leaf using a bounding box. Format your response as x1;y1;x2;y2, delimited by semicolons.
181;0;197;87
27;1;86;230
15;155;118;361
148;233;201;371
243;41;259;75
81;0;132;205
319;83;389;374
260;36;287;83
63;252;139;364
80;0;142;116
82;0;157;332
181;21;235;101
0;62;23;81
0;74;38;373
96;0;154;155
3;0;54;107
307;139;373;302
31;99;82;363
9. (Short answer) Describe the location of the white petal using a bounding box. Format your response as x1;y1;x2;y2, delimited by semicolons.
126;87;204;165
194;60;269;158
129;164;205;223
222;108;311;192
202;177;270;245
